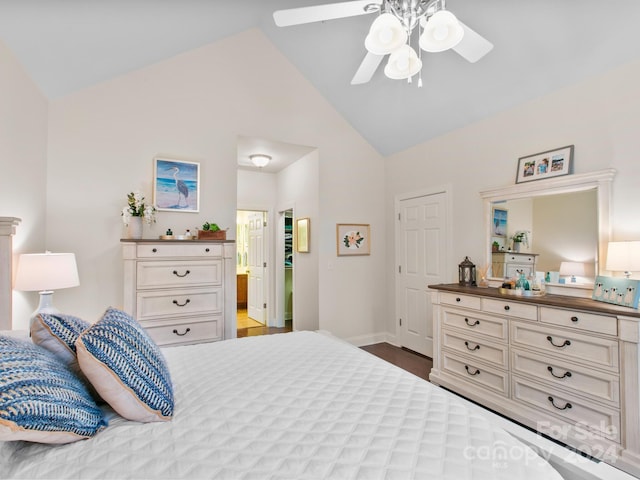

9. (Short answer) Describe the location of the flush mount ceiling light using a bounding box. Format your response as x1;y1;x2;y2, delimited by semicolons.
274;0;493;87
249;154;271;168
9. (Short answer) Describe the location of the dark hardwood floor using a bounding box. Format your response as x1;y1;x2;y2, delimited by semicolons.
236;309;431;380
236;308;292;338
360;343;432;381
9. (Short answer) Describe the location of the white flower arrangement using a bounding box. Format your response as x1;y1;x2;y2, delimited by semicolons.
121;191;156;225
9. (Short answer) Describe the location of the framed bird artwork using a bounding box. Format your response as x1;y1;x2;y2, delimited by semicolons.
153;157;200;213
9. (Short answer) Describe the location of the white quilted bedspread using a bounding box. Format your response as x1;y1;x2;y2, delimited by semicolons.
1;331;562;479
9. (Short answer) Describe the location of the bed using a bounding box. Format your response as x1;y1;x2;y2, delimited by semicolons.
1;328;567;480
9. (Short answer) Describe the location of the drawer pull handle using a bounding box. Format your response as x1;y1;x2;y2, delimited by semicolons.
205;248;210;252
548;396;572;410
464;318;480;327
546;336;571;348
172;328;191;337
455;297;461;302
464;341;480;351
504;305;510;311
571;316;579;322
172;299;191;307
547;366;572;379
172;269;191;278
464;365;480;376
152;248;157;253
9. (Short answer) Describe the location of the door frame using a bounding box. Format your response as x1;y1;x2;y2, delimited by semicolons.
237;206;272;326
394;185;454;349
274;206;295;329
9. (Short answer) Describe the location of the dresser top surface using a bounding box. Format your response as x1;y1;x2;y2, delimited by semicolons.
121;238;235;244
429;283;640;318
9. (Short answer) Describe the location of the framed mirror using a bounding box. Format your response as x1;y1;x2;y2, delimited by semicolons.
480;169;615;288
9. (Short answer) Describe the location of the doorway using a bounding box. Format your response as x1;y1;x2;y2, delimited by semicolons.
283;209;293;328
236;210;267;332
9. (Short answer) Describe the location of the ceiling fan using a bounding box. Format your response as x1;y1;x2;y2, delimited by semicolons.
273;0;493;86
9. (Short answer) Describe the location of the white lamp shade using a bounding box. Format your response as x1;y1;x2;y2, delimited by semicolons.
365;13;407;55
606;241;640;272
14;252;79;292
384;45;422;80
249;154;271;168
559;261;586;277
419;10;464;53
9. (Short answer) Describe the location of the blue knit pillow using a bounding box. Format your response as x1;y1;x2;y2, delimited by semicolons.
31;313;90;367
0;336;107;444
76;307;174;422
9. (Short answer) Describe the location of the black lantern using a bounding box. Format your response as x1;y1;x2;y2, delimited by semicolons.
458;256;476;287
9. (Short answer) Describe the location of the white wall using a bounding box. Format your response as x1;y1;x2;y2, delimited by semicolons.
276;150;319;332
385;59;640;336
41;29;385;340
0;40;48;329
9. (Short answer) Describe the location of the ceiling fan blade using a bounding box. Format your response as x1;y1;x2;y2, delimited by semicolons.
453;21;494;63
273;0;381;27
351;52;385;85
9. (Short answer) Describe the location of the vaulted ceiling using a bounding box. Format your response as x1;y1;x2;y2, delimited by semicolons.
1;0;640;157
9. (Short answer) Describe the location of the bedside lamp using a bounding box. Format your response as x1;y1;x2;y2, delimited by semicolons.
606;241;640;278
14;252;79;323
559;261;585;283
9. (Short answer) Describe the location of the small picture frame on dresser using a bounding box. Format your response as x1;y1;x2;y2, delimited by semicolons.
592;276;640;308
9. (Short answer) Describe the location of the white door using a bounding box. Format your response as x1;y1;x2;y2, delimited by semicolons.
247;211;266;323
397;191;448;356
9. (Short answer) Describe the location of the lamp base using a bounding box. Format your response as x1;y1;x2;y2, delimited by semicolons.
29;291;61;332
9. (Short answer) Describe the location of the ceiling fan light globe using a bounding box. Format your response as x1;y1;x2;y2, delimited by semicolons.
419;10;464;53
384;45;422;80
365;13;407;55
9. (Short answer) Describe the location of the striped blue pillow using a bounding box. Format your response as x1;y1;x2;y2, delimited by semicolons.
0;335;107;444
31;313;90;366
76;307;174;422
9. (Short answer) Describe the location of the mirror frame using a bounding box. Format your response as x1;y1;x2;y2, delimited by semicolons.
480;168;615;287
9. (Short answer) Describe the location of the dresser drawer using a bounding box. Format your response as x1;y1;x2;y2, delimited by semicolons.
511;321;619;372
441;308;508;341
442;352;508;396
137;260;222;289
540;307;617;336
440;292;481;310
482;298;538;321
442;329;508;368
512;376;621;443
142;316;222;346
137;287;222;320
136;243;223;258
511;348;619;406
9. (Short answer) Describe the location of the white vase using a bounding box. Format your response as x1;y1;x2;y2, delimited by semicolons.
128;216;143;239
513;241;521;253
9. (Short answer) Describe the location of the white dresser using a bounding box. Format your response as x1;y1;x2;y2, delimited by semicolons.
122;240;236;346
429;284;640;477
491;251;538;278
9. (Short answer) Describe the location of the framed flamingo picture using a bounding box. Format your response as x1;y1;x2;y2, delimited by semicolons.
153;157;200;213
336;223;370;256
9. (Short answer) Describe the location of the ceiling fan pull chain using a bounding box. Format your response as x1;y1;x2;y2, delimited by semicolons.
418;21;423;87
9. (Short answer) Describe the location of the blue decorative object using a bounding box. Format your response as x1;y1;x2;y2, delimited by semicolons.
592;276;640;309
0;335;106;442
76;307;174;421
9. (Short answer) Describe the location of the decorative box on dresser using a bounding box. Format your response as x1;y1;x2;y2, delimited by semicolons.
122;239;236;346
429;284;640;477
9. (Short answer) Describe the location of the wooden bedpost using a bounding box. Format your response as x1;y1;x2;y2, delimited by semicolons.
0;217;21;330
